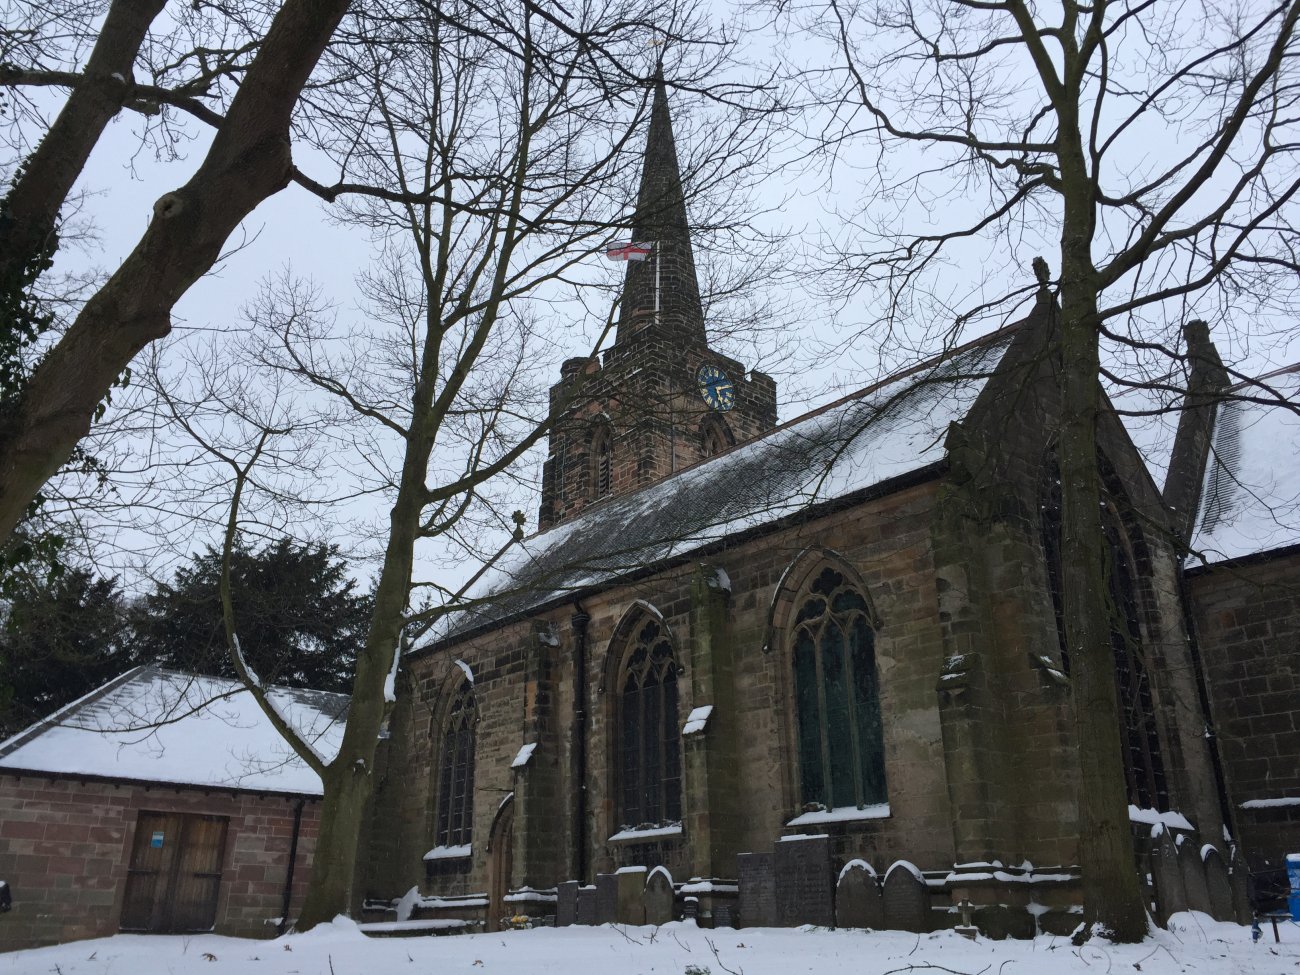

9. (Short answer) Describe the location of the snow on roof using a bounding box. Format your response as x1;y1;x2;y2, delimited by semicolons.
0;666;348;795
427;332;1014;646
1190;365;1300;565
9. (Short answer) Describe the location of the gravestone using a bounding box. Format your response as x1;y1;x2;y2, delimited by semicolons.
774;835;834;927
1202;848;1233;922
835;861;883;929
576;885;597;925
595;873;618;924
615;867;647;925
714;904;735;928
1178;840;1212;914
643;868;675;925
1150;831;1186;923
737;852;776;928
881;861;928;933
556;880;579;927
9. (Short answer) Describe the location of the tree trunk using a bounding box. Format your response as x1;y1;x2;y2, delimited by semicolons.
0;0;167;284
1057;260;1148;944
295;455;430;929
0;0;351;543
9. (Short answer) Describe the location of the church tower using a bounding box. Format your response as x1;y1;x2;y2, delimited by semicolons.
538;76;778;530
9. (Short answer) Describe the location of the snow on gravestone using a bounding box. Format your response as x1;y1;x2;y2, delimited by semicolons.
643;867;674;925
881;862;929;933
1202;848;1233;922
1150;830;1187;922
1178;839;1212;915
835;861;883;930
556;881;579;927
737;852;776;927
774;834;834;927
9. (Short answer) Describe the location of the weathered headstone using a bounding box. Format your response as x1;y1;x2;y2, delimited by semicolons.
714;904;735;928
737;852;776;928
835;860;883;929
1178;839;1212;914
881;861;929;933
556;880;579;927
1202;848;1233;922
595;873;618;924
643;867;675;925
1150;830;1186;923
774;835;834;927
576;885;597;925
615;867;647;924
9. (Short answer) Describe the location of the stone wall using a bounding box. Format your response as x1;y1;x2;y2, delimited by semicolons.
1187;549;1300;875
0;773;319;951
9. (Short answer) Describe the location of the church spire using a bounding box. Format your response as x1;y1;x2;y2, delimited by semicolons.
614;73;707;347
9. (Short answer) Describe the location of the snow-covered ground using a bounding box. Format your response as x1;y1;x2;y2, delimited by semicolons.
5;914;1297;975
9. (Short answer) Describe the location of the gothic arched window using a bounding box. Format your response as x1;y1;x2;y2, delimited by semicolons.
701;416;733;458
435;678;476;847
591;424;613;499
1039;458;1169;811
791;567;886;811
618;620;682;829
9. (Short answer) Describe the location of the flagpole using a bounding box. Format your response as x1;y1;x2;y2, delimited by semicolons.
654;242;661;324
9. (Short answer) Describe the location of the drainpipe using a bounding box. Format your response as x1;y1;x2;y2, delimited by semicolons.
278;798;306;935
570;601;591;883
1177;571;1238;846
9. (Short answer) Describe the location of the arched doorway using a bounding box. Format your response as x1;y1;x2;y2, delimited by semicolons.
486;795;515;932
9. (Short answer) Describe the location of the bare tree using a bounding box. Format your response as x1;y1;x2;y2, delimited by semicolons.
779;0;1300;941
120;0;781;927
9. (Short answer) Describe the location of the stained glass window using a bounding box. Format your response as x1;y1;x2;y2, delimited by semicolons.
435;679;476;846
619;621;681;829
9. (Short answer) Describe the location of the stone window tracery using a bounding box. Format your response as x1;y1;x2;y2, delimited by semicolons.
791;566;887;811
435;678;476;847
618;620;682;829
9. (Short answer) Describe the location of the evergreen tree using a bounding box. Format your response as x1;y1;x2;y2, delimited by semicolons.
132;538;368;693
0;568;133;738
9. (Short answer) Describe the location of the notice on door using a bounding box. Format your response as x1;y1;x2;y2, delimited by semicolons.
150;831;165;849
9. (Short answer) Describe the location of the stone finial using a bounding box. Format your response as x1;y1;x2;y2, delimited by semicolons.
1032;256;1051;287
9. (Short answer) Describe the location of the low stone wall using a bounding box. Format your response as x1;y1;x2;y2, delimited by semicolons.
0;772;319;951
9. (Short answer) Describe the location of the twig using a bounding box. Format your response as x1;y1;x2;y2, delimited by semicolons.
704;936;743;975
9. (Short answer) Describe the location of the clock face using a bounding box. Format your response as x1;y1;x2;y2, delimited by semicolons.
696;363;735;412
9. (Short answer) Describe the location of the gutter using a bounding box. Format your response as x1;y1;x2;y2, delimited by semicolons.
414;459;949;659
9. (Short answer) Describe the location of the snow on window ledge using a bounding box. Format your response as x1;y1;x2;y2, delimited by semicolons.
1240;796;1300;809
423;843;472;861
608;824;683;843
785;803;891;827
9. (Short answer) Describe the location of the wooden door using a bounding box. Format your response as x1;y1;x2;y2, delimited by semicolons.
121;812;228;933
486;800;514;932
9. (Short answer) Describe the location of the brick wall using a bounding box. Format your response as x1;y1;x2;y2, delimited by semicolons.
0;773;319;951
1187;550;1300;873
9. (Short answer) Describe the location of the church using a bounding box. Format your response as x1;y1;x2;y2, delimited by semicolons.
358;77;1298;937
3;77;1296;951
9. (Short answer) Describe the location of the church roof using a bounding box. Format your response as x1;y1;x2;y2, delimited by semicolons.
1188;364;1300;565
429;329;1016;647
0;666;348;795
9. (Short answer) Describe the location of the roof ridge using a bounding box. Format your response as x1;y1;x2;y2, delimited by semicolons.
524;321;1023;545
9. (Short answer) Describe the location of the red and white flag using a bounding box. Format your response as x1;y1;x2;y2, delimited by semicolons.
605;240;654;261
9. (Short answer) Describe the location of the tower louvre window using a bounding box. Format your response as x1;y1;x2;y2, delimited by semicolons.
592;425;613;498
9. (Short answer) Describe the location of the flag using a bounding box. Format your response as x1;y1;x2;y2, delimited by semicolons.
605;240;654;261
